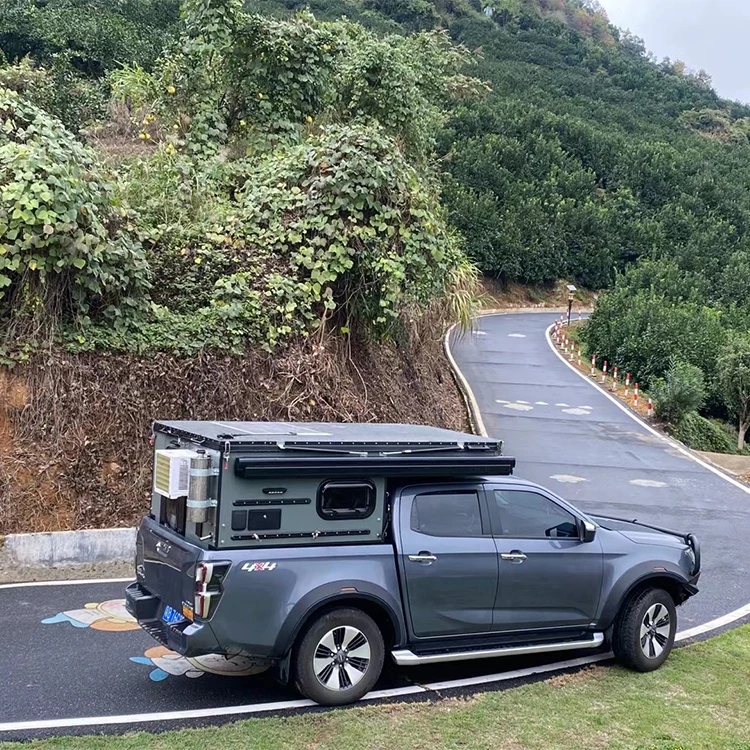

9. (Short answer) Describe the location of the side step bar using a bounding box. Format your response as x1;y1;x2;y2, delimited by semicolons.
391;632;604;666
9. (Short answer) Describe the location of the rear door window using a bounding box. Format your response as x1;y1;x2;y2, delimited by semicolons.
410;491;483;537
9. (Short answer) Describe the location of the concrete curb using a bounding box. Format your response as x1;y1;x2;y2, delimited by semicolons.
0;528;136;568
444;323;489;438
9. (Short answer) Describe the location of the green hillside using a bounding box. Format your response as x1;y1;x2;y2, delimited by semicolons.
255;0;750;446
3;0;750;446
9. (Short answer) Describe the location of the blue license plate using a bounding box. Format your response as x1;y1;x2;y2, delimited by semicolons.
162;604;185;624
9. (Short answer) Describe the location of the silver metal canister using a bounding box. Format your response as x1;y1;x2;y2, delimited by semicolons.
186;452;213;523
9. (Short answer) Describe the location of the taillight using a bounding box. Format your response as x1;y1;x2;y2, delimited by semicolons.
194;561;228;619
194;590;213;618
195;562;214;587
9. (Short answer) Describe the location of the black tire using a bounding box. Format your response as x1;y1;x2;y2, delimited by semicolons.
612;587;677;672
294;607;385;706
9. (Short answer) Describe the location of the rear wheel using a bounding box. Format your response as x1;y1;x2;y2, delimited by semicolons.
613;588;676;672
294;607;384;706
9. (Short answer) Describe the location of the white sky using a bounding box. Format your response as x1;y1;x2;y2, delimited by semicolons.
599;0;750;104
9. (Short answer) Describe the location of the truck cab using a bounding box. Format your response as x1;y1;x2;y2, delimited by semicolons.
126;421;700;706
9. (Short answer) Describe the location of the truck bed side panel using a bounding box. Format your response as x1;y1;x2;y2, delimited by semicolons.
205;543;405;658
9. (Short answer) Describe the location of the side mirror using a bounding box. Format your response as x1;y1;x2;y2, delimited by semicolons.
581;520;597;543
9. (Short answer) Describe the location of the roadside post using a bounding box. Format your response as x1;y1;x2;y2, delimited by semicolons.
566;284;576;326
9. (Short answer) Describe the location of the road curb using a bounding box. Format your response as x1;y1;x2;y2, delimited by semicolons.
444;323;489;438
0;527;136;568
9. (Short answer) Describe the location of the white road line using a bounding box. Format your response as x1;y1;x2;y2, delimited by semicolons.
0;686;429;733
0;578;134;590
543;322;750;498
675;603;750;641
0;698;317;732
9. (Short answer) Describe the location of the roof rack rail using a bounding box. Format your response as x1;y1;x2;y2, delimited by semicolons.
234;454;516;479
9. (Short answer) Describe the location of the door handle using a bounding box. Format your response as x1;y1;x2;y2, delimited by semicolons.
409;554;437;564
501;552;527;563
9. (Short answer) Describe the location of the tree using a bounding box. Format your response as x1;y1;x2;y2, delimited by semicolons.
718;333;750;451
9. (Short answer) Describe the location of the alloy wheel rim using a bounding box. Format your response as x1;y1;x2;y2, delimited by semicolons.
640;603;671;659
314;626;371;691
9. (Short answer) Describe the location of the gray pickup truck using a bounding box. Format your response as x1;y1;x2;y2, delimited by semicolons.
126;421;700;706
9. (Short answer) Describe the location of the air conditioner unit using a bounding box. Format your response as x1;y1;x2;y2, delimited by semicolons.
153;449;200;499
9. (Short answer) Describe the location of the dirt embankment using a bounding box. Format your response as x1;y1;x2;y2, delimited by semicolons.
0;332;466;534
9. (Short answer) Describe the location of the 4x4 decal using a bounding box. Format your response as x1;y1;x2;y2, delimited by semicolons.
241;562;277;572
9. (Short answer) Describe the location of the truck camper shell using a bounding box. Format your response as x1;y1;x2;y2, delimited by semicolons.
149;420;515;550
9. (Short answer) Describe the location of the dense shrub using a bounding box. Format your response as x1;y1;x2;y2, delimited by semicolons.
0;0;179;76
650;359;705;428
0;88;148;359
101;122;470;354
672;412;737;454
0;56;107;132
581;278;725;394
1;3;482;359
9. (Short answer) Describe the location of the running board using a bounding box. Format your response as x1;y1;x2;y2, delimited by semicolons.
391;632;604;666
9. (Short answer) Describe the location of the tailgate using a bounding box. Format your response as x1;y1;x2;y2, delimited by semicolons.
136;516;200;612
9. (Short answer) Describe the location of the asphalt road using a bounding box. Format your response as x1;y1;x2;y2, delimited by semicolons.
1;311;749;739
452;312;750;629
0;579;609;739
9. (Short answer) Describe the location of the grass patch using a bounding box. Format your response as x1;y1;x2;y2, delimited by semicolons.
7;626;750;750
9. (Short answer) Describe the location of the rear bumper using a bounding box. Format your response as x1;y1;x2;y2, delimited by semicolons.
125;581;221;657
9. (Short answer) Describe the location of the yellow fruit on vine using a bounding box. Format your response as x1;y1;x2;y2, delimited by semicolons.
306;115;313;123
194;256;203;265
257;92;264;100
138;132;147;140
173;123;179;131
167;85;176;94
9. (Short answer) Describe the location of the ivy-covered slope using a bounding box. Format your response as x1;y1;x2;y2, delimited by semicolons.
1;3;483;363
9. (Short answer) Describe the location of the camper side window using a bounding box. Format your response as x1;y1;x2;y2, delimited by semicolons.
318;480;376;520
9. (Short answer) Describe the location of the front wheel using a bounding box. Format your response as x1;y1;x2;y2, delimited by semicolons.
612;587;677;672
294;607;385;706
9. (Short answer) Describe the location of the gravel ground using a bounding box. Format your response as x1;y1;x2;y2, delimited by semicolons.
0;560;134;584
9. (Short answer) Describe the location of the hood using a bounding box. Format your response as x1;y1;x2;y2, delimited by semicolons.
594;517;687;549
615;529;687;549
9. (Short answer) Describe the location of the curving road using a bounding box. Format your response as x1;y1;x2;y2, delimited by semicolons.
2;311;749;740
452;312;750;629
